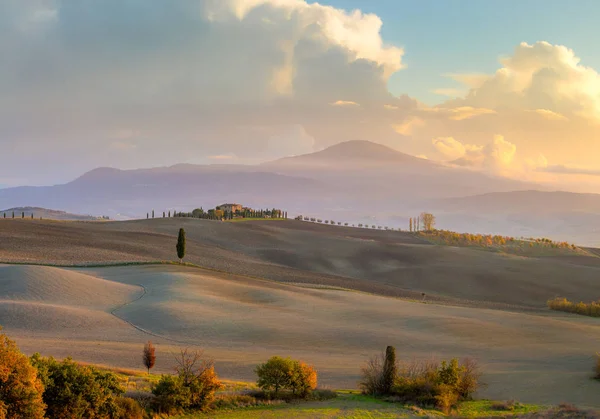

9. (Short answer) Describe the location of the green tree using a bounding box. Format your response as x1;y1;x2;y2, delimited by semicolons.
0;328;46;419
255;356;294;396
30;354;124;419
176;228;186;263
382;346;397;395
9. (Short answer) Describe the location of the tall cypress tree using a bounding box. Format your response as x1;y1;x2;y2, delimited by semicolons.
383;346;397;395
152;210;154;219
176;228;186;263
22;212;24;219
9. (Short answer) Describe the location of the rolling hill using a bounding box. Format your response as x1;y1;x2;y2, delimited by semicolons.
1;218;600;407
0;207;103;220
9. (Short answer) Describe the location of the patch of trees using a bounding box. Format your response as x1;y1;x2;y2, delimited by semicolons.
359;345;481;414
255;356;317;398
171;207;287;221
547;297;600;317
422;229;579;252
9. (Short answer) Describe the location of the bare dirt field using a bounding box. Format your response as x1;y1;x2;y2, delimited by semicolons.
1;219;600;407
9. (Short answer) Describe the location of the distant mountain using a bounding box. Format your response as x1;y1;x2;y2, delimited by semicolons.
0;207;101;220
264;140;433;169
0;141;582;244
0;166;327;218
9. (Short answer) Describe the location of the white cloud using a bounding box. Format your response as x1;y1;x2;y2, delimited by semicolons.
448;41;600;121
432;137;466;160
528;109;569;121
392;117;425;135
331;100;360;107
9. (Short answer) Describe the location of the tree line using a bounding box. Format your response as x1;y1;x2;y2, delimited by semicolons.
145;208;288;221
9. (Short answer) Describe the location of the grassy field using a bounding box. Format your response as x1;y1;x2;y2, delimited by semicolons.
170;395;545;419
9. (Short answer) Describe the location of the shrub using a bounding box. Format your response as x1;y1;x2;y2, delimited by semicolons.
114;397;144;419
30;354;124;419
392;357;480;412
255;356;318;398
491;400;516;411
358;353;387;395
0;329;46;419
152;375;190;414
361;349;481;413
152;349;222;414
309;389;337;401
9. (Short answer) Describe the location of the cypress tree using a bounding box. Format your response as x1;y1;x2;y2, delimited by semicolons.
168;211;171;217
163;211;165;218
31;213;34;219
147;213;149;219
176;228;186;263
152;210;154;219
3;213;5;218
22;212;24;219
12;211;14;218
383;346;397;395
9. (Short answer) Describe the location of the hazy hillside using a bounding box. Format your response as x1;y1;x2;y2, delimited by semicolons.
0;207;102;221
1;141;599;244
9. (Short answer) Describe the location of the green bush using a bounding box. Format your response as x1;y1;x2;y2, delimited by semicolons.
255;356;318;398
114;397;144;419
0;330;45;419
30;353;124;419
152;375;190;414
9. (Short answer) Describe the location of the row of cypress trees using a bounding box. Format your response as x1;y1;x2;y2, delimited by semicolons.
2;211;36;219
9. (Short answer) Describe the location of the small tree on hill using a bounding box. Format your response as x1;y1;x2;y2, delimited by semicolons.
420;212;436;231
176;228;186;263
143;341;156;374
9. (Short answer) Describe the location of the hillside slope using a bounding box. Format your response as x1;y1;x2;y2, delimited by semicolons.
2;218;600;309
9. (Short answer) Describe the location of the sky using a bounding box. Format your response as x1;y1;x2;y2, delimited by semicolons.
2;0;600;190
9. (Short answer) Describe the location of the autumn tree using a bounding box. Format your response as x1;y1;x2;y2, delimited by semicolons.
409;218;413;232
152;348;222;413
0;328;46;419
176;228;186;263
143;341;156;374
289;361;317;397
420;213;436;231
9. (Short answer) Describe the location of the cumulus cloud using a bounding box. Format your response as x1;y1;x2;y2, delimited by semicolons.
432;137;467;161
392;117;425;135
447;41;600;121
0;0;410;184
433;135;516;174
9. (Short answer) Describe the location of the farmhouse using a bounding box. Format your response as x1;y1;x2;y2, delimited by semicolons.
216;203;243;213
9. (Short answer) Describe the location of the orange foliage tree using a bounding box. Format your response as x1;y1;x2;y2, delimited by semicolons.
0;328;46;419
